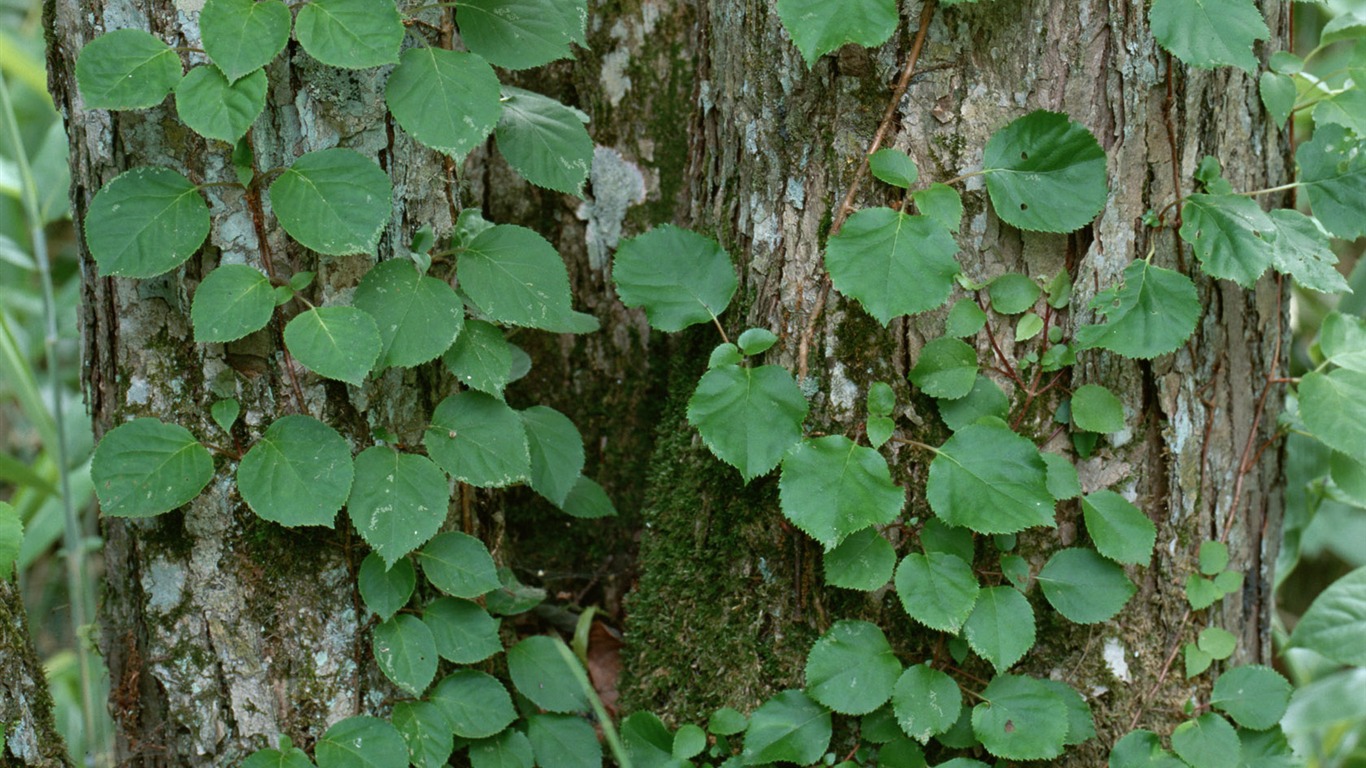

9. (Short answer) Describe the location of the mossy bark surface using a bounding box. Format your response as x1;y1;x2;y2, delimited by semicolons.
1;578;72;767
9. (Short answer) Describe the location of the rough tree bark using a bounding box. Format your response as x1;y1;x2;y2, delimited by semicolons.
1;579;72;766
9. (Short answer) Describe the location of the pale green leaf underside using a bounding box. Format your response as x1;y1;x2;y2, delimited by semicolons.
91;418;213;518
1289;564;1366;666
778;435;905;550
237;414;353;527
85;166;210;278
687;364;808;482
386;46;502;160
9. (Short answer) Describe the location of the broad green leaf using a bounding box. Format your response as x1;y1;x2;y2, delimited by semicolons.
237;415;353;527
823;528;896;591
971;674;1068;761
963;586;1035;674
484;567;546;615
1299;369;1366;457
921;518;975;564
1074;260;1201;359
1199;541;1229;575
778;436;905;550
455;0;575;69
1330;451;1366;506
710;708;748;736
867;381;896;416
1015;312;1044;341
869;149;918;188
774;0;896;66
283;306;381;386
443;320;514;397
507;635;589;713
241;746;314;768
913;183;964;232
926;421;1054;534
937;375;1008;431
392;701;455;768
424;597;501;663
75;29;182;109
1320;312;1366;372
418;531;500;599
426;392;530;488
0;502;23;580
891;664;960;744
1266;209;1350;293
1186;574;1223;610
866;415;893;449
1171;714;1240;768
1186;643;1213;677
687;364;808;481
1037;547;1136;623
1082;491;1156;565
741;689;832;766
894;552;979;633
353;259;465;369
710;343;744;369
1313;88;1366;137
315;716;407;768
1039;679;1095;746
1070;384;1124;433
199;0;291;82
1297;123;1366;240
738;328;780;356
1042;452;1082;500
469;729;534;768
561;476;617;519
613;225;737;332
192;264;274;343
270;148;392;255
174;65;266;143
1283;669;1366;751
1178;194;1274;286
1322;10;1366;43
825;208;960;325
373;614;438;696
460;225;586;331
1001;554;1030;591
430;671;517;740
520;406;585;506
1211;665;1291;731
804;620;900;715
92;418;213;518
910;338;978;399
622;709;679;768
386;46;502;160
348;448;448;567
294;0;402;69
1289;564;1366;665
495;87;592;196
981;111;1107;233
1109;729;1186;768
1259;72;1296;127
1237;728;1297;768
357;552;414;621
673;724;707;760
988;274;1041;315
1148;0;1269;71
527;714;601;768
85;166;210;278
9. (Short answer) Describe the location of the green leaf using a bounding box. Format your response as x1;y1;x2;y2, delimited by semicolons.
270;148;392;255
283;306;381;386
825;208;961;325
199;0;291;82
738;328;780;356
520;406;585;507
455;0;575;69
353;259;465;369
443;319;514;397
1081;491;1155;565
1073;260;1201;359
988;274;1041;315
315;716;408;768
895;552;980;633
0;502;23;580
1171;714;1240;768
913;184;964;233
823;528;896;591
84;166;210;278
622;711;679;768
92;418;213;518
392;701;455;768
869;149;918;188
1042;452;1081;501
192;264;274;343
1015;312;1044;341
1237;728;1297;768
237;415;353;527
1148;0;1269;72
469;729;534;768
485;567;546;615
687;364;809;481
386;46;502;160
774;0;897;66
1211;666;1291;731
741;689;832;766
937;375;1008;432
981;111;1107;233
963;586;1035;674
294;0;402;69
495;87;592;196
1199;540;1229;574
460;224;587;331
921;517;975;564
1109;729;1186;768
971;674;1068;761
1000;554;1031;591
1265;209;1349;293
613;225;737;332
561;476;617;519
1299;369;1366;457
709;343;744;369
241;746;315;768
910;338;978;399
527;714;601;768
426;391;530;488
926;421;1054;534
1039;679;1095;746
673;724;707;760
1297;123;1366;240
1320;312;1366;372
430;671;517;740
778;436;905;550
1186;574;1223;610
348;448;448;567
1178;194;1274;286
75;28;182;109
1186;642;1213;678
373;614;438;696
174;65;266;143
1289;564;1366;665
358;552;414;621
710;708;748;736
424;597;502;664
508;635;590;713
804;620;900;715
1259;72;1295;127
866;381;896;417
1070;384;1124;433
1037;548;1136;623
891;664;960;744
418;531;501;599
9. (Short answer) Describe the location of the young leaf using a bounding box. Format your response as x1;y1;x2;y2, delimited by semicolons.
741;690;832;766
1186;642;1213;678
910;337;979;399
1039;679;1095;746
430;671;517;740
527;714;601;768
373;614;438;697
358;552;415;621
283;306;381;386
199;0;291;82
507;635;590;713
867;381;896;417
560;476;617;519
1198;627;1237;660
294;0;402;69
1186;574;1223;610
348;448;448;567
237;414;354;527
269;148;392;256
868;149;918;188
778;436;905;550
174;65;266;143
1073;260;1200;359
1070;384;1124;433
1015;312;1044;341
468;728;533;768
1109;730;1185;768
1288;564;1366;666
424;597;502;664
1211;665;1292;731
963;586;1036;674
988;273;1041;315
392;701;456;768
687;364;809;482
1170;714;1240;768
460;224;585;332
91;418;214;518
774;0;897;66
612;225;737;332
824;208;961;325
891;665;961;744
895;552;980;633
1299;369;1366;457
241;746;314;768
75;28;182;109
804;620;901;715
192;264;274;343
1037;548;1136;624
454;0;575;70
823;528;896;591
926;421;1054;534
971;674;1068;761
442;320;514;397
1148;0;1269;72
1297;123;1366;240
914;183;964;233
495;87;592;196
1259;72;1295;128
315;716;408;768
385;47;502;160
1042;452;1082;501
1199;541;1229;574
418;532;501;599
353;259;465;370
981;111;1107;233
520;406;585;507
710;708;748;736
1081;491;1156;565
673;724;706;760
738;328;780;356
425;391;530;488
85;166;210;278
937;375;1009;431
1178;194;1274;286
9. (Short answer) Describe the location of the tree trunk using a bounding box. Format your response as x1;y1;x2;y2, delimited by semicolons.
1;578;72;767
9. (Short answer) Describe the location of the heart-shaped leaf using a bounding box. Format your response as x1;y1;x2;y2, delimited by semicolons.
85;166;210;278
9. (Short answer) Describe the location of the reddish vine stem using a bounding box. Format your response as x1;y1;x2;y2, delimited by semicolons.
1162;52;1186;268
796;0;938;381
